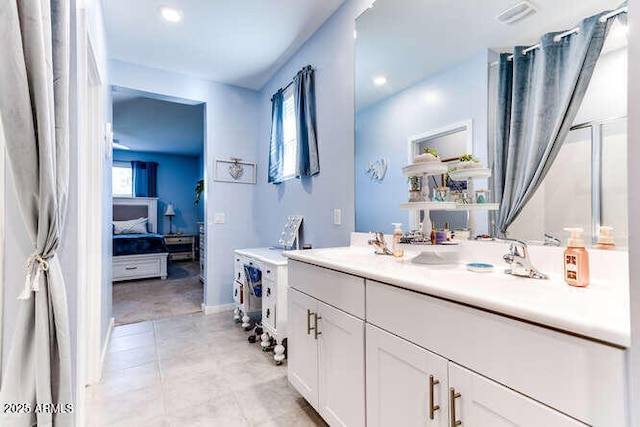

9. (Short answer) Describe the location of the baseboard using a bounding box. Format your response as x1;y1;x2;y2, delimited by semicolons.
100;317;115;375
202;303;235;315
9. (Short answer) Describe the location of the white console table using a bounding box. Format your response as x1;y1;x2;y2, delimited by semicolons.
233;247;289;364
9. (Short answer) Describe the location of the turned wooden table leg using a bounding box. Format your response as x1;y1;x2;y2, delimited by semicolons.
274;340;286;365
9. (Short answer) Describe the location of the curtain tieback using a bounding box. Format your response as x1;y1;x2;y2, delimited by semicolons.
18;253;50;300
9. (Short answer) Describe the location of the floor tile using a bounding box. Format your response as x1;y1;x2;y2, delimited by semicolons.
103;344;158;373
88;310;320;426
111;321;153;338
109;331;155;353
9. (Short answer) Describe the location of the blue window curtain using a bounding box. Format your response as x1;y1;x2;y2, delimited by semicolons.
268;89;285;183
493;8;622;236
132;161;158;197
268;65;318;184
293;65;319;178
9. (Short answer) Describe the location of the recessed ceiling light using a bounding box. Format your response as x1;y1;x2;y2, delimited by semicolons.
160;6;183;23
373;76;387;86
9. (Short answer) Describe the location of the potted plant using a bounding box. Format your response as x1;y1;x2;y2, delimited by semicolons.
456;153;482;169
194;179;204;206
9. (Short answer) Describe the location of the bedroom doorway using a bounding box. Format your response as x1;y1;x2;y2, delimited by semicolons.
110;86;206;326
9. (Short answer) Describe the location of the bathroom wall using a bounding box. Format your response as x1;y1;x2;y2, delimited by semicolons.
507;48;628;245
626;1;640;421
110;60;261;309
355;50;491;234
254;0;370;249
113;150;202;235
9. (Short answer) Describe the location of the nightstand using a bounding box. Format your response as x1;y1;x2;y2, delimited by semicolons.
164;234;195;261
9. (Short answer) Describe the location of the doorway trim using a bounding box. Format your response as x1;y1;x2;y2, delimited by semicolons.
76;9;106;426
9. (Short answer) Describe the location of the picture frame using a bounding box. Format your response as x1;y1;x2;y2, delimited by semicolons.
213;158;257;184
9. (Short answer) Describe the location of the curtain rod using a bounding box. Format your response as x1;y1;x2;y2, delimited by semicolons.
270;65;314;101
489;5;627;66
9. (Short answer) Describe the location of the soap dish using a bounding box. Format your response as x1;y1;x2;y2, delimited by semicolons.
466;263;494;273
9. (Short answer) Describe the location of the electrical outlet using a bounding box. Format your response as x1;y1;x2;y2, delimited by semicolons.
214;213;226;224
333;208;342;226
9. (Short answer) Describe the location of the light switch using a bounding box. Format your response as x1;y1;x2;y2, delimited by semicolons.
214;213;226;224
333;208;342;226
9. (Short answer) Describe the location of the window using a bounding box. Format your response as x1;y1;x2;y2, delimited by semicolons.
112;161;133;197
281;87;297;180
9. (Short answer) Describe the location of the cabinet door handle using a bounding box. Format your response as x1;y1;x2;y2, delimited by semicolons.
125;267;138;270
267;287;271;297
429;375;440;420
449;387;462;427
313;313;322;340
267;270;271;274
307;309;313;335
266;308;270;318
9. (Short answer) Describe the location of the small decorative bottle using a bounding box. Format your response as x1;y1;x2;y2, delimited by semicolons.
563;227;590;288
594;226;616;250
392;223;404;258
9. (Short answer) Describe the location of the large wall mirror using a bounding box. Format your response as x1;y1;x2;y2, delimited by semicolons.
355;0;627;247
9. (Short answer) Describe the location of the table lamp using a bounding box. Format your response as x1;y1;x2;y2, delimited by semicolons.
165;203;176;234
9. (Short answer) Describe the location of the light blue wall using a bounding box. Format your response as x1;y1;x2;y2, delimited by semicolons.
355;50;490;234
113;150;202;235
255;0;370;249
110;60;261;309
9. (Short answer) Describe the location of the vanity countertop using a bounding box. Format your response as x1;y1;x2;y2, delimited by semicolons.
235;247;288;266
283;245;630;348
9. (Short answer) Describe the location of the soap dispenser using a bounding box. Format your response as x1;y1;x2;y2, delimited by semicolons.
563;227;590;288
594;226;616;250
392;223;404;258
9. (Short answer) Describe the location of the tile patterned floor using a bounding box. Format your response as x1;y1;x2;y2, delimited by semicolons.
86;311;327;426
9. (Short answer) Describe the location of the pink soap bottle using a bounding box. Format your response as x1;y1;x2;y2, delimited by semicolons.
563;227;590;288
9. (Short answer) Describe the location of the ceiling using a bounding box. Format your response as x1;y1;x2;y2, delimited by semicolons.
356;0;623;110
103;0;346;90
112;90;204;156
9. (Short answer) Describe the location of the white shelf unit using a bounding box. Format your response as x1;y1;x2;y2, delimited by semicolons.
402;163;496;239
399;202;499;211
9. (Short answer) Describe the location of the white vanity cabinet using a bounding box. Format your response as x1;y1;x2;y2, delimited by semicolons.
367;324;586;426
284;254;627;427
366;324;449;427
367;280;625;427
447;363;586;426
287;261;366;427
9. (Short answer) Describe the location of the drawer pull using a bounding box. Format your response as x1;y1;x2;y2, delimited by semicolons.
266;308;271;318
307;309;313;335
314;313;322;340
267;287;271;297
449;387;462;427
429;375;440;420
267;270;271;274
125;267;138;270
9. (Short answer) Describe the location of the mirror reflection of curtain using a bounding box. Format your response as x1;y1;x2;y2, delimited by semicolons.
494;10;621;236
0;1;73;425
132;161;158;197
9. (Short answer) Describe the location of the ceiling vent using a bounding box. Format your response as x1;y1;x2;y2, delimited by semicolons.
496;1;537;25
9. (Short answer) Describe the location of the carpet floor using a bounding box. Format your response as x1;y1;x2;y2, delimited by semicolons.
113;260;203;326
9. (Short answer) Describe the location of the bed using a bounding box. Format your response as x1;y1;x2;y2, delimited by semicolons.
112;197;168;282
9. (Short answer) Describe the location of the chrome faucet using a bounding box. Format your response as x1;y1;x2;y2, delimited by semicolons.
501;239;549;280
368;232;393;255
544;232;561;246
